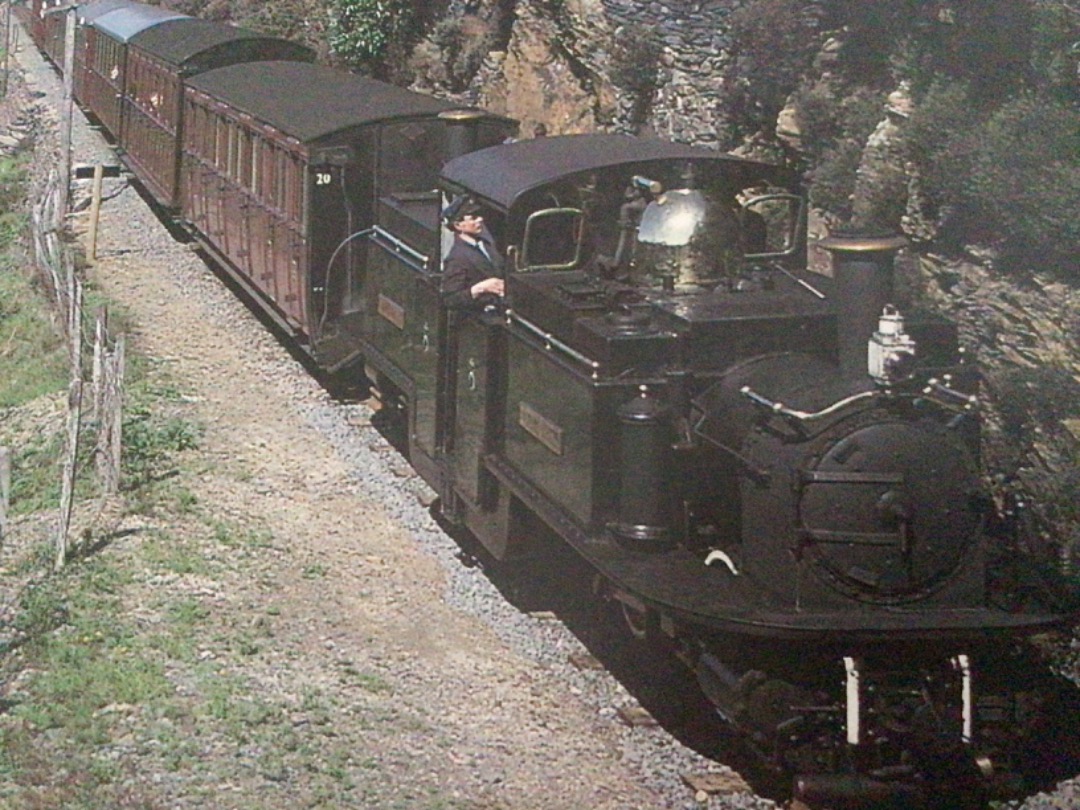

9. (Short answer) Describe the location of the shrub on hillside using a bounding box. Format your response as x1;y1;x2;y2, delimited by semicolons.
907;86;1080;278
793;82;883;219
328;0;416;72
1030;0;1080;101
411;14;499;93
719;0;823;142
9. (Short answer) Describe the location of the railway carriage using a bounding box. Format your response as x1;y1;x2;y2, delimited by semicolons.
26;0;69;68
26;0;67;67
119;20;314;209
179;61;513;365
24;0;138;74
70;1;146;103
76;3;188;138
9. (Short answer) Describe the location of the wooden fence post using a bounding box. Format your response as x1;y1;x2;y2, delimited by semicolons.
88;163;104;261
56;6;76;230
0;446;10;546
92;306;107;421
55;274;84;571
55;380;82;571
2;0;12;98
97;335;125;495
108;336;125;494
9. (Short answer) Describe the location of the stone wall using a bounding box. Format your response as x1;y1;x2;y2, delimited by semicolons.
602;0;739;146
413;0;743;148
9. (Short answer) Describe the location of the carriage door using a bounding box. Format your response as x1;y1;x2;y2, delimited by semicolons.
447;311;504;507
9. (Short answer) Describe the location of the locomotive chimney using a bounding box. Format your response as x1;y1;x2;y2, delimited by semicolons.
439;109;488;160
818;230;907;379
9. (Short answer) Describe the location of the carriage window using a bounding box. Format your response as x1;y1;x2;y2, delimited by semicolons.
215;114;227;172
377;121;444;194
249;135;260;195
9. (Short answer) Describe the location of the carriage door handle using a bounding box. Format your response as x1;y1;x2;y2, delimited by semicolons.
466;358;478;391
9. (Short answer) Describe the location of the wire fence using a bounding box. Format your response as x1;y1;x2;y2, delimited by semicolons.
3;167;128;569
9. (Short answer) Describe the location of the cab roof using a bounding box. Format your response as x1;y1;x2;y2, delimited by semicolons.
440;133;795;212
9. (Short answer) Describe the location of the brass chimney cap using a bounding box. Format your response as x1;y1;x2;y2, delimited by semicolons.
438;109;487;122
817;231;907;254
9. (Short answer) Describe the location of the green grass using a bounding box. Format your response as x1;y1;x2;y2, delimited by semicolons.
0;151;438;809
139;531;213;576
0;157;69;407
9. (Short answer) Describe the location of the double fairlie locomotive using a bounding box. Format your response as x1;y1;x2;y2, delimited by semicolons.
24;2;1077;805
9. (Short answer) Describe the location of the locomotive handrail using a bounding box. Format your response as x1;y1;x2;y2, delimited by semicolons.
505;309;601;377
923;377;979;410
739;386;878;425
769;261;826;299
371;226;430;271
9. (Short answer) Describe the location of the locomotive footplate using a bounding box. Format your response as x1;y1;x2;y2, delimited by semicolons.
584;539;1067;640
482;456;1067;642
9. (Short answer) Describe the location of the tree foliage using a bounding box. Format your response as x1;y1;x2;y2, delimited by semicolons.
328;0;417;72
719;0;823;139
720;0;1079;277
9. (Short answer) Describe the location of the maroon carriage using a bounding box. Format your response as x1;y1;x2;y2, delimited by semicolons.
180;61;514;367
75;3;187;138
25;0;66;66
120;20;313;209
72;0;162;105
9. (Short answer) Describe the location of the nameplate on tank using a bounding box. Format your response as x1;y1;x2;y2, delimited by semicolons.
377;294;405;329
519;402;564;456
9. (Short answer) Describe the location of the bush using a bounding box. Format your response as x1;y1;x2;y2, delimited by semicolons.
719;0;823;142
422;14;499;92
328;0;416;72
793;82;884;219
1030;0;1080;101
969;95;1080;276
907;86;1080;277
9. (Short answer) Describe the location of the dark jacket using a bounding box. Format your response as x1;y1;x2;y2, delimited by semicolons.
441;235;504;310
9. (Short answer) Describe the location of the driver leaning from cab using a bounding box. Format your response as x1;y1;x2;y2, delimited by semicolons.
441;196;505;310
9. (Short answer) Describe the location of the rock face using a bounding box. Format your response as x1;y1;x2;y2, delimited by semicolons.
409;0;739;144
473;1;616;135
603;0;736;144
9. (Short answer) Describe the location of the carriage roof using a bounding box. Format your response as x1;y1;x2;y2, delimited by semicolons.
185;61;503;145
129;19;314;68
89;5;188;42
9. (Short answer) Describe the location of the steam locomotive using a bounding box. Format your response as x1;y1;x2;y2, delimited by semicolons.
25;2;1078;805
